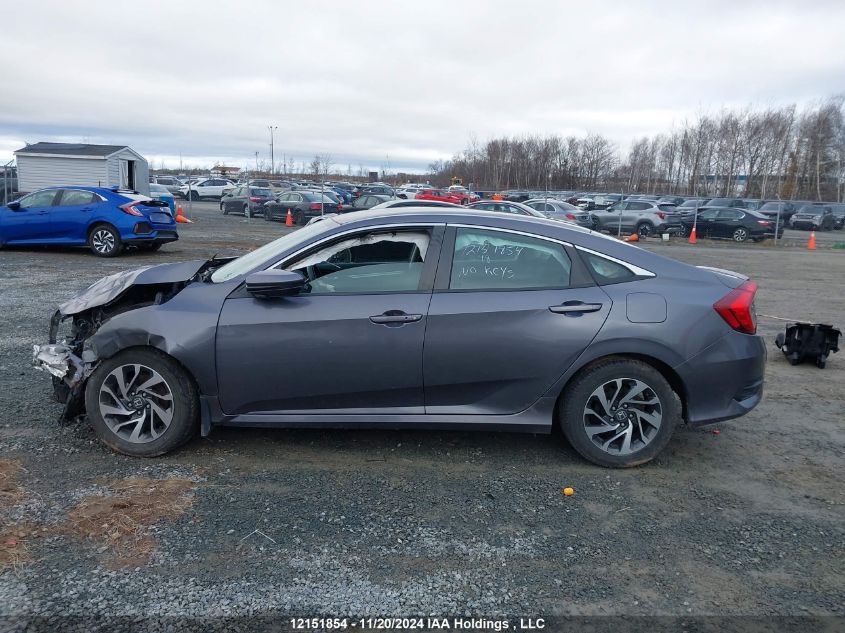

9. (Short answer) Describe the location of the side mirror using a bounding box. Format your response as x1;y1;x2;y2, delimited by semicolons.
6;201;21;211
245;270;306;299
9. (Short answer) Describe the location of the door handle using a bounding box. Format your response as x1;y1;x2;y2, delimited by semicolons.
80;207;93;212
369;311;423;324
549;301;603;314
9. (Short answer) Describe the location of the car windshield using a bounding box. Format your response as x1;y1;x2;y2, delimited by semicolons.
251;188;272;197
797;205;819;213
759;202;784;210
706;198;734;205
210;221;333;283
149;184;168;193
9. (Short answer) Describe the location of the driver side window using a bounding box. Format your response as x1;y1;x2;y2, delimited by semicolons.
285;230;432;294
19;190;58;208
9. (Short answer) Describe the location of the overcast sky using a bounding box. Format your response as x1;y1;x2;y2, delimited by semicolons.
1;0;843;173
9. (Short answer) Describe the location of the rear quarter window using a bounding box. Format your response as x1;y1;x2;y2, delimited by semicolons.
582;252;636;284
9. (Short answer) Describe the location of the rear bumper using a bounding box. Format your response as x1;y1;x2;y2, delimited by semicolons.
125;229;179;245
675;331;766;426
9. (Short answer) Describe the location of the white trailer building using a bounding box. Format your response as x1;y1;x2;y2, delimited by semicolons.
14;142;150;195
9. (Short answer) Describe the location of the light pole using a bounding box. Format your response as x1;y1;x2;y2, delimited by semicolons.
268;125;277;175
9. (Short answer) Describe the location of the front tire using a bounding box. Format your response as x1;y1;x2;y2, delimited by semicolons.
84;348;199;457
559;358;680;468
294;210;305;225
88;224;123;257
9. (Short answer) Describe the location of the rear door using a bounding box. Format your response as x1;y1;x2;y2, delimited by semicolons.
52;189;101;242
423;225;611;415
715;209;744;237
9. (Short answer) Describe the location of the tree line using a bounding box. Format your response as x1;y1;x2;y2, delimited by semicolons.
429;97;845;201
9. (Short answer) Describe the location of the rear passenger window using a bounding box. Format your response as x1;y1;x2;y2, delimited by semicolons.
450;228;571;290
58;190;96;205
582;252;636;284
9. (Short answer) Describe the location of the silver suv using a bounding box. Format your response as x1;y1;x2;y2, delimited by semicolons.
592;200;683;237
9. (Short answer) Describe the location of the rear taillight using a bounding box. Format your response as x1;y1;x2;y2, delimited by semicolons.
249;196;261;203
120;202;144;217
565;213;576;220
714;281;758;334
337;203;343;211
309;203;322;210
656;211;666;219
757;220;771;225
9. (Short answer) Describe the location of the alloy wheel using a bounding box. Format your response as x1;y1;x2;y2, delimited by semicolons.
91;229;116;255
637;224;652;238
98;364;174;444
582;378;663;455
733;228;748;242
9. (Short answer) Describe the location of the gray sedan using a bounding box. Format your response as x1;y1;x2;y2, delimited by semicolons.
34;208;765;467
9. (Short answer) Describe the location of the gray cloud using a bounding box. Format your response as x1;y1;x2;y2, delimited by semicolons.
1;0;843;172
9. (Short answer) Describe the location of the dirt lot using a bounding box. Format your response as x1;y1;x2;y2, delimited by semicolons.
0;201;843;624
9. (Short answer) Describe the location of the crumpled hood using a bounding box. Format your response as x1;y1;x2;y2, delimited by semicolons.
58;260;209;315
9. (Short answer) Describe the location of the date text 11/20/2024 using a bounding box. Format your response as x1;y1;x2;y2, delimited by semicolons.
290;617;546;630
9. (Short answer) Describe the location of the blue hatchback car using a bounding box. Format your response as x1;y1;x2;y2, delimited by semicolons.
0;186;178;257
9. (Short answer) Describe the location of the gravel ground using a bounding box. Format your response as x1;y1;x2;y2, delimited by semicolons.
0;201;843;625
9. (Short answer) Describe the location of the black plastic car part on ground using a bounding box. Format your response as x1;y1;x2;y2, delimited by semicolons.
775;323;841;368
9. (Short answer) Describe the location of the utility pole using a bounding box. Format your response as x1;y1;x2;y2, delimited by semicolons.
268;125;277;175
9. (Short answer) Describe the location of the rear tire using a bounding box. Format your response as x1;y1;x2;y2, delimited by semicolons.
88;224;123;257
559;358;680;468
243;204;250;217
84;348;199;457
220;202;227;214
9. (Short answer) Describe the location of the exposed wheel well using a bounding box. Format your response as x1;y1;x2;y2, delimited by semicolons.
555;353;688;422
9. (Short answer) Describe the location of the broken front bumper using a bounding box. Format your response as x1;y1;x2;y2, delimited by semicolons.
33;312;96;422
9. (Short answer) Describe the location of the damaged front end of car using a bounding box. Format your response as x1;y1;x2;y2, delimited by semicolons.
32;257;235;424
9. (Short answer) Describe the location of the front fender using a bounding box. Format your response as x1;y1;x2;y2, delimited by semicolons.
83;280;234;397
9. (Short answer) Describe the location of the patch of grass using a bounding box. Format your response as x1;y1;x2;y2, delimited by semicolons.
66;477;196;567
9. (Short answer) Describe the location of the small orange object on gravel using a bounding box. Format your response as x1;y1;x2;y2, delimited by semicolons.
563;487;575;496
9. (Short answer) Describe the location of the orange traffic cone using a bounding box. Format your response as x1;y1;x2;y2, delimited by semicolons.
807;230;816;250
688;225;697;244
175;206;193;224
625;232;639;242
285;209;294;226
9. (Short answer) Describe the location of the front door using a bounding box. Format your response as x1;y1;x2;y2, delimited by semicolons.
2;189;58;243
216;225;443;415
424;226;610;414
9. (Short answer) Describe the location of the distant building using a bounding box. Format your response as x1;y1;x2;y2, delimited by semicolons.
211;165;241;177
14;142;149;195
